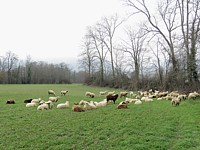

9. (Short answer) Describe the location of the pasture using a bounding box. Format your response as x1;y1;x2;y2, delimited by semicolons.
0;84;200;150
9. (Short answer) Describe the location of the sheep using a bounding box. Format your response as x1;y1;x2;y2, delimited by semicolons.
134;100;142;105
24;99;33;103
85;91;95;98
106;94;118;104
95;99;107;107
37;101;54;110
107;91;115;95
188;91;200;100
83;102;96;110
6;100;15;104
60;90;68;96
120;91;129;98
99;91;108;96
117;103;128;109
129;91;137;98
171;97;181;106
57;101;70;109
31;98;42;103
48;96;59;102
125;97;139;103
48;89;56;96
72;103;84;112
26;102;38;107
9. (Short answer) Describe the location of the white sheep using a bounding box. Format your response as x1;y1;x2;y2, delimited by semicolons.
48;90;56;96
188;91;200;99
57;101;70;109
60;90;68;96
107;91;115;95
99;91;108;96
48;96;60;102
37;101;54;110
85;91;95;98
120;91;129;98
31;98;42;103
125;97;139;103
96;99;107;107
171;97;181;106
134;100;142;105
26;102;38;107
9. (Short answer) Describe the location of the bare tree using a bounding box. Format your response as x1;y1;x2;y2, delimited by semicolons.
4;51;18;83
177;0;200;87
122;27;146;90
97;14;124;78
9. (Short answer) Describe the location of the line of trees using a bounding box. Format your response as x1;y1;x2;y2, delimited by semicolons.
78;0;200;92
0;51;83;84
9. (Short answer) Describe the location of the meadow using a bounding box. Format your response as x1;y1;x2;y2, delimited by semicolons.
0;84;200;150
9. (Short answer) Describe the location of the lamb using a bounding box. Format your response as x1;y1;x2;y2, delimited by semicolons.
48;89;56;96
85;91;95;98
57;101;70;109
72;103;84;112
106;94;118;104
37;101;54;110
171;97;181;106
60;90;68;96
120;91;128;98
26;102;38;107
48;96;59;102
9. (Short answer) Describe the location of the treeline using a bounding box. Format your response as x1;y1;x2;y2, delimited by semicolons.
0;51;85;84
78;0;200;92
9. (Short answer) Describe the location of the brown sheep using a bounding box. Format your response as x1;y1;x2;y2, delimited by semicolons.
117;103;128;109
72;103;85;112
6;100;16;104
106;94;118;104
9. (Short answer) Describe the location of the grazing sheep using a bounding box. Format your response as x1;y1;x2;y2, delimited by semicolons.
31;98;42;103
107;91;115;95
72;103;84;112
120;91;129;98
60;90;68;96
57;101;70;109
99;91;108;96
6;100;15;104
37;101;54;110
85;91;95;98
48;96;59;102
117;103;128;109
106;94;118;104
48;90;56;96
171;97;181;106
26;102;38;107
24;99;33;103
188;91;200;100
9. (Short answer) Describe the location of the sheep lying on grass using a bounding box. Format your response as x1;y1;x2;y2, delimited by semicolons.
117;101;128;109
134;100;142;105
26;102;38;107
37;101;54;110
6;100;16;104
24;99;33;103
48;90;56;96
57;101;69;109
72;103;84;112
95;99;107;107
31;98;41;103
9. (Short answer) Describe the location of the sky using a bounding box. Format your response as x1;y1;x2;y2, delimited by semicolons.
0;0;129;68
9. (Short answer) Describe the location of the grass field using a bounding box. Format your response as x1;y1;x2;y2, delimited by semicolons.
0;84;200;150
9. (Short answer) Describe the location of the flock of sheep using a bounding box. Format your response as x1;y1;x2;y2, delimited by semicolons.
6;88;200;112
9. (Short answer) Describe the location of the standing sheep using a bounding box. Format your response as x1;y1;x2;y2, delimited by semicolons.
48;90;56;96
171;97;181;106
49;96;60;102
60;90;68;96
106;94;118;104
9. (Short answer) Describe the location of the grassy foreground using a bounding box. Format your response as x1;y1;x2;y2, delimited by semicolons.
0;84;200;150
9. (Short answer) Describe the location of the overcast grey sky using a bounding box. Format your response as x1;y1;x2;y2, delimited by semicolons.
0;0;129;65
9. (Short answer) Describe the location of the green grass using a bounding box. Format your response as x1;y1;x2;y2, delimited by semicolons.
0;84;200;150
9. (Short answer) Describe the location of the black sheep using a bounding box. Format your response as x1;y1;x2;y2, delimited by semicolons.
106;94;118;104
